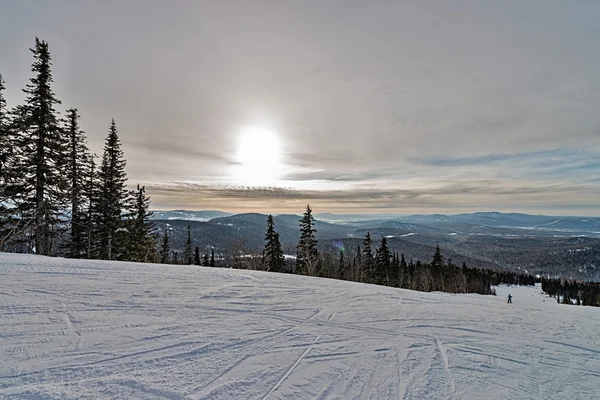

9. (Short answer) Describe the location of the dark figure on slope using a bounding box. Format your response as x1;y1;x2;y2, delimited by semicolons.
507;294;513;304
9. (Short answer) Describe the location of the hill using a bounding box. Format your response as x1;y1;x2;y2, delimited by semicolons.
1;253;599;399
152;211;600;280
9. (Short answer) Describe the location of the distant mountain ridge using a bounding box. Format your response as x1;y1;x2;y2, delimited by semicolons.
152;210;600;281
151;210;231;221
152;210;600;234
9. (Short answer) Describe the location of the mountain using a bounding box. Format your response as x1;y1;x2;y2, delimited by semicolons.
152;211;600;280
155;213;357;255
2;253;598;399
151;210;231;221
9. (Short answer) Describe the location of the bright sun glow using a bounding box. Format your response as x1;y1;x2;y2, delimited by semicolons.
232;127;284;186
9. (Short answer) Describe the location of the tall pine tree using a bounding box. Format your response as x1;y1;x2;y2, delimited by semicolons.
94;119;127;260
123;184;155;262
194;246;201;265
362;232;374;282
184;225;193;265
82;155;98;258
0;73;12;194
11;38;67;255
296;205;319;276
63;108;90;258
432;242;445;291
0;73;17;245
159;231;170;264
375;236;392;285
263;214;285;272
338;250;345;280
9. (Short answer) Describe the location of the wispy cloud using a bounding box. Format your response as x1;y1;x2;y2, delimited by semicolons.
145;180;600;215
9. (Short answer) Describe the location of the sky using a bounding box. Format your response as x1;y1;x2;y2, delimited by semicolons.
1;0;600;215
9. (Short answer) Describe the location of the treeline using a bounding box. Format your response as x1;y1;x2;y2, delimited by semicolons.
224;205;537;296
0;38;156;261
541;278;600;307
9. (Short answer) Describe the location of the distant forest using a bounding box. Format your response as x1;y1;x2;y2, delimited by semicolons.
1;38;598;307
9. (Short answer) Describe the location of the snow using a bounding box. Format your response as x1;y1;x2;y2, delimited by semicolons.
544;220;561;226
400;233;416;237
1;253;599;400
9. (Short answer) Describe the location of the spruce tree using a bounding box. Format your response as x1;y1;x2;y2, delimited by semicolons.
391;252;400;287
432;242;445;291
0;73;12;192
11;38;67;255
338;250;345;280
159;231;170;264
123;184;155;262
184;225;193;265
94;119;127;260
210;248;215;267
263;214;285;272
399;253;408;288
375;236;392;285
296;205;319;276
0;73;17;244
202;253;209;266
83;155;98;258
63;108;90;258
194;246;201;265
355;245;363;282
362;232;374;282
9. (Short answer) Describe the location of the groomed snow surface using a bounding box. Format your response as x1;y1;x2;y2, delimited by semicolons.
1;253;599;399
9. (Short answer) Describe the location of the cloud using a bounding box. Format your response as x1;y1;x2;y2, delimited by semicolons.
3;0;600;214
144;180;600;214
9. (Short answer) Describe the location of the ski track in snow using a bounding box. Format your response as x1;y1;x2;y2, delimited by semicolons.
1;253;599;399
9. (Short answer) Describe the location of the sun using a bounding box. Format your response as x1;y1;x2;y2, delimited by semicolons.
232;126;284;186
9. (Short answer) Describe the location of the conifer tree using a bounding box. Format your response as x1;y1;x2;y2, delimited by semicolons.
123;184;155;262
296;205;319;276
202;253;209;266
83;155;98;258
375;236;392;285
94;119;127;260
0;73;12;192
432;242;445;291
354;245;363;282
210;248;215;267
11;38;67;255
159;231;170;264
0;73;17;243
63;108;90;258
399;253;408;288
338;250;345;280
194;246;201;265
362;232;374;282
391;252;400;287
263;214;285;272
184;225;193;265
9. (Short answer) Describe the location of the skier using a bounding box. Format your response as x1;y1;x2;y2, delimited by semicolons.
507;294;512;304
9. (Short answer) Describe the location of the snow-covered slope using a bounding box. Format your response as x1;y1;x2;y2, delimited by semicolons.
1;254;599;399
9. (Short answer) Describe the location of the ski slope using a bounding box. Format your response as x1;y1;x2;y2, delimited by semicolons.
1;253;599;399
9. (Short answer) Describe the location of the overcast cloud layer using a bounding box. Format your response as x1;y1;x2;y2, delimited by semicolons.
1;0;599;215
